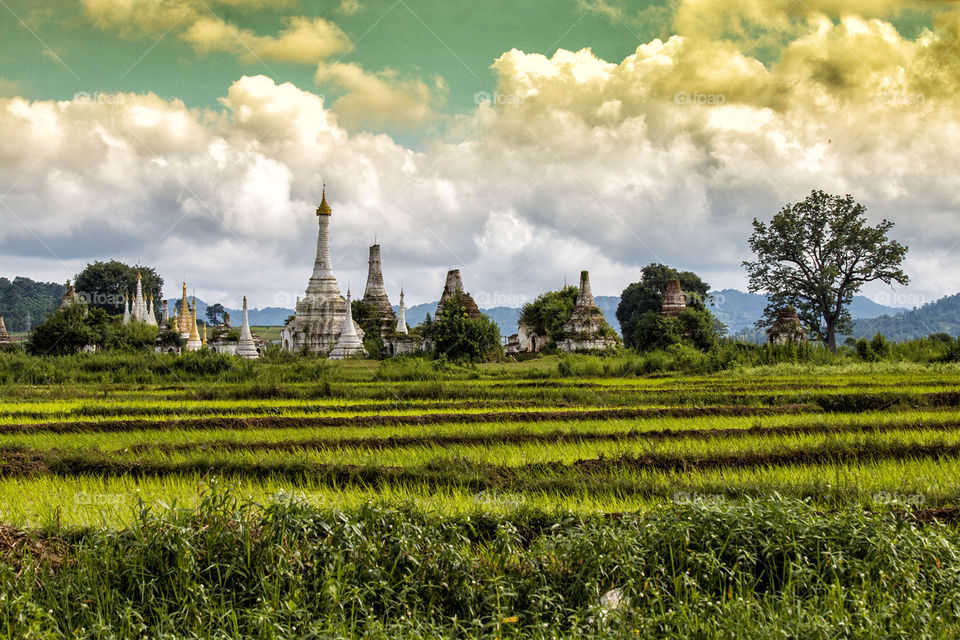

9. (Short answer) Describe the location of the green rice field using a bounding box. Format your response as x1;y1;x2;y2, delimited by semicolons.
3;357;960;637
3;362;960;526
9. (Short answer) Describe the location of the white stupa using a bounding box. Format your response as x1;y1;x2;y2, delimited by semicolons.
395;287;408;334
328;288;366;360
236;296;260;360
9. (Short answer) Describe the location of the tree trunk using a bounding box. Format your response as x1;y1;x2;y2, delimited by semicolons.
826;322;837;352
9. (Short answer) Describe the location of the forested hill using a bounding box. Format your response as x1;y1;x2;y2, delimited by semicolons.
852;293;960;340
0;277;66;332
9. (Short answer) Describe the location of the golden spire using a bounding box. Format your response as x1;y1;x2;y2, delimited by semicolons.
317;184;332;216
202;323;207;346
188;297;201;343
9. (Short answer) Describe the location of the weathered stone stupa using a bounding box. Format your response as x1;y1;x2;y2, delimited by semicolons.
0;315;10;349
362;244;396;330
661;279;687;316
767;307;807;345
328;289;366;359
236;296;260;359
436;269;480;318
558;271;620;352
282;189;363;353
62;281;80;309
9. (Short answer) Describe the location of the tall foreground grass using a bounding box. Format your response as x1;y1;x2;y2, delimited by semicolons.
2;488;960;639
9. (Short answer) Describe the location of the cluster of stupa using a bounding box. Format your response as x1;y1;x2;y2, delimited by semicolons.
154;282;262;359
122;272;158;326
282;190;417;359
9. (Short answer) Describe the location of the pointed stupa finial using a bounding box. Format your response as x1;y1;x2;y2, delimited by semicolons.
317;183;332;215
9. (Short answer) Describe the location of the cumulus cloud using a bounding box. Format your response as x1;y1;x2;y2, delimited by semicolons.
315;62;446;130
181;15;351;64
5;10;960;309
78;0;439;132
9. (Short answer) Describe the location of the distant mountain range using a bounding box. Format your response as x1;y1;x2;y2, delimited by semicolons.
851;292;960;340
393;291;904;340
708;289;903;338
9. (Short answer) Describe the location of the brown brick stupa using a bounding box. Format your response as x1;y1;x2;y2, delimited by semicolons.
661;279;687;317
361;244;396;331
436;269;481;318
767;307;807;345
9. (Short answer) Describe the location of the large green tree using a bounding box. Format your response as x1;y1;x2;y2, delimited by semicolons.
616;264;717;349
74;260;163;317
27;304;159;356
420;292;501;361
518;285;579;343
743;190;909;350
205;303;226;326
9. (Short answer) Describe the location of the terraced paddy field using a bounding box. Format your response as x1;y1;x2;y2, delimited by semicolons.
3;359;960;637
1;363;959;525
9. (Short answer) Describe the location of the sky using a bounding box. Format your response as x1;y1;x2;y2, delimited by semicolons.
1;0;959;312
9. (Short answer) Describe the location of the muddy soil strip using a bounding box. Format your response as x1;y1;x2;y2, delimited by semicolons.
0;405;814;436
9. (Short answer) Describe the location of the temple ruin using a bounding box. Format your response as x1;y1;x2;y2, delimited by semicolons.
557;271;620;352
661;279;687;316
436;269;480;318
0;315;10;349
61;281;80;309
767;307;807;345
281;190;363;354
361;244;396;332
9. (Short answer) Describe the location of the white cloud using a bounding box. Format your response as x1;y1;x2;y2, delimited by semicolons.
5;13;960;313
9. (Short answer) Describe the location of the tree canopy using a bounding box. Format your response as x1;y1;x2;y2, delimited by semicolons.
743;190;909;350
74;260;163;317
27;304;158;356
205;303;226;326
518;285;579;343
616;264;718;350
0;276;65;332
419;292;501;361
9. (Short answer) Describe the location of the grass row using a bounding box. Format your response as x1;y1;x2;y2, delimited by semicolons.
3;490;960;638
